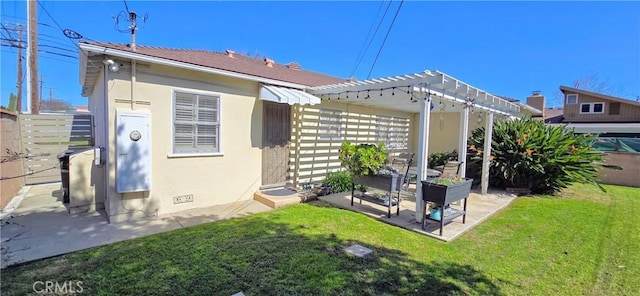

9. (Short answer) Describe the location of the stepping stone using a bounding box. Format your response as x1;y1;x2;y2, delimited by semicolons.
344;244;372;257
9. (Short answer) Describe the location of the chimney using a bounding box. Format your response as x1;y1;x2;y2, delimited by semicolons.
287;61;300;70
225;50;235;58
526;91;545;118
264;58;274;68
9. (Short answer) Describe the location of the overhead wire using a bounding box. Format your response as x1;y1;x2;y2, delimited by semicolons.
349;0;394;78
35;0;91;61
348;0;387;77
0;14;57;28
366;0;404;79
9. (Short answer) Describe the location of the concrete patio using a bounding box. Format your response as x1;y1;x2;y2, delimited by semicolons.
0;183;272;268
318;186;516;242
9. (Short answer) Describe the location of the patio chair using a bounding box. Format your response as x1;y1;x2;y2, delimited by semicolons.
440;161;463;178
390;152;414;190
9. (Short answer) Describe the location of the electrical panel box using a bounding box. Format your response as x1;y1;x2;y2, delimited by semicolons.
116;110;151;193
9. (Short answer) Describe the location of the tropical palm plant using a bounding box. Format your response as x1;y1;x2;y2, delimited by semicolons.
467;117;606;194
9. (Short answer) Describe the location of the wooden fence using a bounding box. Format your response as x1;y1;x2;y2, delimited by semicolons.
19;114;93;185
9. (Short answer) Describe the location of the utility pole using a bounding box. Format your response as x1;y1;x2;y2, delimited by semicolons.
15;24;23;113
28;0;39;114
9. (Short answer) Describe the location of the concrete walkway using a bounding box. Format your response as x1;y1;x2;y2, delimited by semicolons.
319;186;516;242
0;183;271;268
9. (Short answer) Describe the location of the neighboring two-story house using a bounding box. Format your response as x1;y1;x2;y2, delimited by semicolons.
542;86;640;187
551;86;640;136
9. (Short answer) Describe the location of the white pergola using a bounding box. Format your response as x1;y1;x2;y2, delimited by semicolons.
310;70;522;222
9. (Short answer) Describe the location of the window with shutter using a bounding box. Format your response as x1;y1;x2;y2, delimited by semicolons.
319;108;342;140
173;91;220;154
376;115;409;152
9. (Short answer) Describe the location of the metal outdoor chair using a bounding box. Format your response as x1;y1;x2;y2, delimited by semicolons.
440;161;463;178
390;152;414;190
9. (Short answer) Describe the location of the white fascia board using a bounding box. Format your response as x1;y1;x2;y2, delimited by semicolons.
79;43;311;90
564;123;640;134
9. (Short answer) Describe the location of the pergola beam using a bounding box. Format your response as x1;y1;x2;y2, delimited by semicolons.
311;70;521;116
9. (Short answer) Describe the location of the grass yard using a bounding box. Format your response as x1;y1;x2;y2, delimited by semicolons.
2;184;638;295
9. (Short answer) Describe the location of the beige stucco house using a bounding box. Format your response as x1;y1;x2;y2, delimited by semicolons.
78;42;523;222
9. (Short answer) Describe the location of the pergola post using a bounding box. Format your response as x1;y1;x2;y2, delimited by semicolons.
481;111;494;194
458;106;470;177
415;94;431;223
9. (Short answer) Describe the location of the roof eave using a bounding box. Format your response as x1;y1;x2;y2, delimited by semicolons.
79;43;313;91
559;85;640;107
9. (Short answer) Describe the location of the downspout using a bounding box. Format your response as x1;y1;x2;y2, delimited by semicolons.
131;59;136;110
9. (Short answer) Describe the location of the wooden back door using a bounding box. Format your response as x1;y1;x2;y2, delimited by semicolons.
262;102;291;185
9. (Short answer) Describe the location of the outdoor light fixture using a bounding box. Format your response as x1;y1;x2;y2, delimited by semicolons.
103;59;120;72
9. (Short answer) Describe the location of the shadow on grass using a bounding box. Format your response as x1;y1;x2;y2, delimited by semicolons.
2;208;503;295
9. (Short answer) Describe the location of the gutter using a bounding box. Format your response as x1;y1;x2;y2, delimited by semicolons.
79;43;312;90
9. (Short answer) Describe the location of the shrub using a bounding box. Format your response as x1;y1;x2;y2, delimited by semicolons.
428;150;458;168
338;141;387;177
324;171;352;193
467;117;605;194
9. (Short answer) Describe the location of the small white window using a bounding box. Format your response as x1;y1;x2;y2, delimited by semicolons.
319;108;342;140
566;94;578;105
173;91;220;154
579;102;605;114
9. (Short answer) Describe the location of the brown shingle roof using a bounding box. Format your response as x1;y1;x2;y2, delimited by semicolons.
544;108;564;123
84;42;347;87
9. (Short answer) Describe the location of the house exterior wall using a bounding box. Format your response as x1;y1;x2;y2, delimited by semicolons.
88;68;108;215
100;61;263;222
291;101;414;184
0;110;24;209
563;92;640;122
411;111;487;156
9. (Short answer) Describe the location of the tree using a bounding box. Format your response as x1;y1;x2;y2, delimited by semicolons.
39;98;74;111
570;72;624;96
552;72;628;106
7;93;17;111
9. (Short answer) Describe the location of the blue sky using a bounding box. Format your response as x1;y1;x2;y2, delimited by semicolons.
1;1;639;110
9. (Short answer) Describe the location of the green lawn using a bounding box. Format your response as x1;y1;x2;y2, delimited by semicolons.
2;184;638;295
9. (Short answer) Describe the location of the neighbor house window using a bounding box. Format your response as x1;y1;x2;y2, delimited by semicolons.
566;94;578;105
376;115;409;152
173;91;220;154
609;102;621;115
579;102;605;114
319;108;342;140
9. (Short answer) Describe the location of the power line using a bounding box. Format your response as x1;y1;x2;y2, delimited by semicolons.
122;0;131;13
2;37;75;53
1;42;77;59
1;23;15;39
366;0;404;79
40;44;76;53
1;14;56;28
35;0;90;60
3;25;75;51
350;0;393;78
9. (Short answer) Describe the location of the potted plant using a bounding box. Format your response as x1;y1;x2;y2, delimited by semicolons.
421;176;473;206
339;141;404;218
421;176;473;236
338;141;387;177
338;141;404;192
